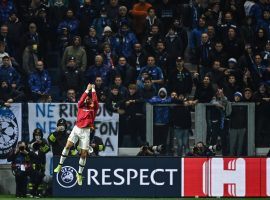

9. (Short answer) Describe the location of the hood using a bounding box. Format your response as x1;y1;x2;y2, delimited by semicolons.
158;87;167;99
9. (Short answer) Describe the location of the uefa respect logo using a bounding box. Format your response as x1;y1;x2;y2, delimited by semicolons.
0;108;19;159
56;166;78;188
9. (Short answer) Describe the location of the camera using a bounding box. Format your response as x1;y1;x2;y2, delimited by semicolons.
90;136;105;156
19;146;25;151
142;145;148;151
33;142;40;151
137;143;165;156
151;145;165;153
208;144;222;152
191;141;221;156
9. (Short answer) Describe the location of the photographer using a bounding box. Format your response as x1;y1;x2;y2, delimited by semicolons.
48;118;76;156
28;128;50;197
7;141;38;198
89;136;105;156
137;143;165;156
188;141;218;157
75;135;105;156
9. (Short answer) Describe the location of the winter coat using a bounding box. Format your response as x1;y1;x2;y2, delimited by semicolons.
111;31;138;58
0;65;20;86
148;87;171;125
28;70;51;94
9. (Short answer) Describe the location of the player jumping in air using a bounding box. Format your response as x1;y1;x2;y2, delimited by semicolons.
54;83;99;185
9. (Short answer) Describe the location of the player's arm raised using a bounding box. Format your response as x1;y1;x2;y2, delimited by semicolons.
78;84;92;108
91;84;99;114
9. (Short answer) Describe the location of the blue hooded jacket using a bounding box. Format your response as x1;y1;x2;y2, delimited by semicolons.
148;87;171;124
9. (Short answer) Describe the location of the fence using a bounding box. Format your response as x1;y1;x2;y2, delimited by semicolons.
145;102;256;156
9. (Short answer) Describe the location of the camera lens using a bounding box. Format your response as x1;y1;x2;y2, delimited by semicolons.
19;146;25;151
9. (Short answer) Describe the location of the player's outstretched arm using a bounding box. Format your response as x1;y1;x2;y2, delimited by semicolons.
78;84;91;107
91;84;99;113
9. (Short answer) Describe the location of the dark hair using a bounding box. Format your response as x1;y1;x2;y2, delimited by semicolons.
72;36;81;44
144;77;152;82
111;84;119;90
114;75;122;80
33;128;42;135
2;55;9;60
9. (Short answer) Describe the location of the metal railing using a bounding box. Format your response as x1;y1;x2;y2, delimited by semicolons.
145;103;256;156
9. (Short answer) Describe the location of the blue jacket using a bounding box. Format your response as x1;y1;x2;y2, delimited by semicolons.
0;65;20;85
85;65;112;86
111;31;138;58
137;65;164;90
28;70;51;94
92;17;112;39
57;18;80;36
249;3;264;22
257;19;270;39
0;1;15;24
148;88;171;124
190;26;207;49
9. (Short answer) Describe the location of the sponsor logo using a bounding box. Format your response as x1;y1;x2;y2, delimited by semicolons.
0;108;19;159
202;158;245;197
56;166;77;188
87;168;178;186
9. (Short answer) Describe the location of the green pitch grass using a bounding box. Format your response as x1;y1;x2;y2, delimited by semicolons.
0;196;268;200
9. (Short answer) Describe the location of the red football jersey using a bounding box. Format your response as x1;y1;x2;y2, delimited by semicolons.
75;90;99;128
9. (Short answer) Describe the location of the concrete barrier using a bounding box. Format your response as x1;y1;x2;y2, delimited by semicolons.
0;164;15;194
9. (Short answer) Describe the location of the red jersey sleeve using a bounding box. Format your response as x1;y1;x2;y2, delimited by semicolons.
78;92;88;108
91;90;99;115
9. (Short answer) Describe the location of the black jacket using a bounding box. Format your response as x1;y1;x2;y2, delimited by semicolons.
170;99;191;129
124;92;144;116
128;51;147;76
139;86;156;100
195;40;212;67
60;67;84;93
112;64;136;86
48;131;69;156
0;86;25;102
105;93;125;113
194;83;215;103
229;104;247;129
168;67;193;96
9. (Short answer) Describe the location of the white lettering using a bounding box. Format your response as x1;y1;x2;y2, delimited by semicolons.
150;169;164;185
203;158;246;197
113;169;125;185
165;169;178;185
140;169;149;185
102;169;111;185
86;168;178;186
127;169;138;185
87;169;99;185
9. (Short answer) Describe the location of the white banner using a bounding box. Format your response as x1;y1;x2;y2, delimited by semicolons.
28;103;119;156
0;104;22;164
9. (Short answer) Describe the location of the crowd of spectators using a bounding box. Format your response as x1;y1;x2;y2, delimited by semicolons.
0;0;270;153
